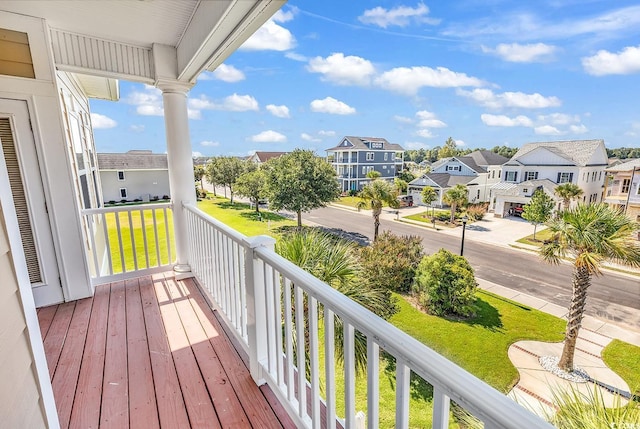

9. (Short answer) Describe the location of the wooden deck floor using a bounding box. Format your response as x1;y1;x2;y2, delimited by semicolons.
38;273;295;429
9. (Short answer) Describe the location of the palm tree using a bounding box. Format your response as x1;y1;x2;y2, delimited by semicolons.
357;179;399;241
540;203;640;371
443;184;468;223
554;183;583;211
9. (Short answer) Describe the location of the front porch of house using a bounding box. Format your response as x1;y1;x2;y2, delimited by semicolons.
39;272;294;429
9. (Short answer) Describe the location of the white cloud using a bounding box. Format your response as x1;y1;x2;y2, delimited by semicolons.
250;130;287;143
416;129;435;138
394;115;414;124
240;16;295;51
273;8;296;23
482;43;558;63
192;151;203;158
128;86;201;119
266;104;290;118
455;140;466;147
200;140;220;147
481;114;533;127
285;52;309;62
537;113;580;125
189;94;259;112
457;88;561;109
415;110;447;128
318;130;336;137
301;133;321;142
210;64;245;82
569;124;589;134
310;97;356;115
91;113;117;129
582;45;640;76
130;124;144;132
358;3;439;28
307;53;376;86
534;125;562;135
375;66;484;96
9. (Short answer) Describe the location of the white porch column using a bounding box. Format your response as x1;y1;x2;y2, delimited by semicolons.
158;81;195;275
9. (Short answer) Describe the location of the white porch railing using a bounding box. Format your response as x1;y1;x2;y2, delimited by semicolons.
82;203;174;285
184;203;553;429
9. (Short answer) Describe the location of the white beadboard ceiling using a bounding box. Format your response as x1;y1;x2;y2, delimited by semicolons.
2;0;198;47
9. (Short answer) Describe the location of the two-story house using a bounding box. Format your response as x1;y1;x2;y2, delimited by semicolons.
492;139;608;217
248;151;287;165
407;150;509;206
603;158;640;222
326;136;404;192
98;150;170;203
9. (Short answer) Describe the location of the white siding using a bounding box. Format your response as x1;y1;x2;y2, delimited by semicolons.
100;169;170;203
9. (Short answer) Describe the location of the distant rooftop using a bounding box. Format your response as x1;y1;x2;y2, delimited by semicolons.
97;151;168;170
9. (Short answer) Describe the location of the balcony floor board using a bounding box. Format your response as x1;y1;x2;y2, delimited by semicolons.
39;272;292;429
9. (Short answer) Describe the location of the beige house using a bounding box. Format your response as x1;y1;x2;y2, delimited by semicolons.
604;158;640;223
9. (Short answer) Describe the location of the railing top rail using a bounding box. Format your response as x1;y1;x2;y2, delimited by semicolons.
254;247;553;429
82;202;172;215
183;203;248;244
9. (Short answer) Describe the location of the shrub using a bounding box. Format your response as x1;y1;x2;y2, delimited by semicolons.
413;249;477;317
162;195;170;200
358;231;423;293
120;199;127;203
150;195;159;201
348;189;359;197
133;198;142;202
466;202;488;221
108;200;116;205
435;212;450;222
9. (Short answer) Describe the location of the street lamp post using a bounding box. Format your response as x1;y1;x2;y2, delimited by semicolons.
460;215;469;256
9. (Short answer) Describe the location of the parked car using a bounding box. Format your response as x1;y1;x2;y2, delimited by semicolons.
397;195;414;207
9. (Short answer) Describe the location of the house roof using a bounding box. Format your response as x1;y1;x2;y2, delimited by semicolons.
606;158;640;172
510;139;605;166
326;136;404;152
465;150;510;166
98;151;168;170
409;173;475;189
251;151;288;163
454;156;486;174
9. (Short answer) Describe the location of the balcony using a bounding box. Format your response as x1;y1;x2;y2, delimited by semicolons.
55;203;552;428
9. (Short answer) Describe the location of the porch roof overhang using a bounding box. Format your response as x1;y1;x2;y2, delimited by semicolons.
2;0;285;89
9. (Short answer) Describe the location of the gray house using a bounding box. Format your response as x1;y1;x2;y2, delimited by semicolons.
98;150;170;203
326;136;404;192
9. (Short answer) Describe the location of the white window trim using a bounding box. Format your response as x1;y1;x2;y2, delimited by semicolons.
117;170;125;181
120;188;127;199
366;152;374;161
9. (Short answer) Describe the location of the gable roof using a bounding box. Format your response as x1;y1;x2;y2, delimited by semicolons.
326;136;404;151
409;173;475;189
97;151;168;170
454;156;485;173
606;158;640;172
510;139;605;166
251;151;287;163
466;150;510;166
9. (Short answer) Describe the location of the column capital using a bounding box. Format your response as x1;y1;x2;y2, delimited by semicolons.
155;79;193;94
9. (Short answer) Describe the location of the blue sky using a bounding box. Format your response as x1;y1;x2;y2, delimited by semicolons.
90;0;640;156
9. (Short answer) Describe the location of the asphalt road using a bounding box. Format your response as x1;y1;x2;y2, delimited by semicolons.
306;206;640;330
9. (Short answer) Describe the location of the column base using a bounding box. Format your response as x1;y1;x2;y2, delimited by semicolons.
173;264;194;280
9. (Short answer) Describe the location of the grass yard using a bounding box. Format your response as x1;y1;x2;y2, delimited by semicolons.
602;339;640;395
336;196;363;209
390;290;566;392
196;196;296;236
515;227;553;246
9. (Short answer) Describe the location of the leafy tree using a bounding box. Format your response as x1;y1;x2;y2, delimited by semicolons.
357;179;399;241
265;149;340;227
366;169;381;179
276;230;397;373
413;249;477;317
235;169;267;213
438;137;458;159
554;183;584;211
540;203;640;372
216;156;255;204
194;164;206;191
394;177;408;193
491;145;518;159
522;189;555;240
397;169;416;183
205;158;223;196
421;186;438;207
358;232;423;293
443;184;468;223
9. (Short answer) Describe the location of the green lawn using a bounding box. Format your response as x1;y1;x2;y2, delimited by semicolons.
196;196;296;236
405;209;452;223
515;227;553;246
336;196;363;208
602;339;640;395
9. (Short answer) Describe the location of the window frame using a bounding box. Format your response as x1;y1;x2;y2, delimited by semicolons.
366;152;374;161
119;188;127;199
117;170;125;181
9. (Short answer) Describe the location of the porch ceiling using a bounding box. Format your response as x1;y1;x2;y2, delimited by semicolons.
2;0;285;84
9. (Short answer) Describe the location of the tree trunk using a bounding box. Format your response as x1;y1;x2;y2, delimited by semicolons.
297;210;302;229
563;199;570;211
533;224;538;240
450;203;457;223
558;265;591;371
230;189;234;204
254;199;260;213
373;209;381;241
200;178;204;191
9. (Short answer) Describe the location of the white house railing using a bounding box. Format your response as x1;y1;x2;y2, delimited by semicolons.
183;203;553;429
82;203;174;285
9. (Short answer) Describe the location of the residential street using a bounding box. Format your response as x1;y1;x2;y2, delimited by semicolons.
306;205;640;331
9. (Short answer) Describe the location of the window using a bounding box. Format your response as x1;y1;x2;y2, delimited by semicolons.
119;188;127;199
362;166;366;174
447;165;461;171
476;189;480;199
117;170;125;181
491;170;495;179
622;179;631;193
505;171;518;182
557;172;573;184
523;188;529;194
599;171;602;181
636;184;640;195
592;171;597;181
366;152;374;161
498;170;501;178
524;171;538;181
384;153;388;161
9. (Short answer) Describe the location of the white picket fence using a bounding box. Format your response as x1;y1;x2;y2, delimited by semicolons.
183;203;552;429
